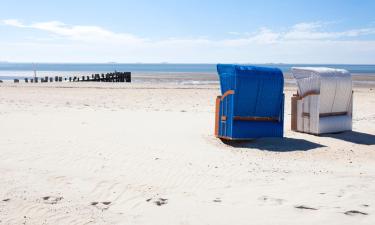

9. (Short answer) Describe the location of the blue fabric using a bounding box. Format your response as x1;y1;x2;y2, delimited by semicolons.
216;64;284;139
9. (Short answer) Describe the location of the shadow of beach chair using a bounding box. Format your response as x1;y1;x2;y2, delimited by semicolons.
222;137;325;152
291;67;353;135
322;131;375;145
215;64;284;140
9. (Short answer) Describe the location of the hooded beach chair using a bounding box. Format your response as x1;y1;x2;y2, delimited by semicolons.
215;64;284;140
291;67;353;135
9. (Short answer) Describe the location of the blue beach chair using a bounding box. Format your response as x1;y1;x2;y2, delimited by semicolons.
214;64;284;140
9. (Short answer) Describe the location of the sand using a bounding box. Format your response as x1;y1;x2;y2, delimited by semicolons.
0;82;375;225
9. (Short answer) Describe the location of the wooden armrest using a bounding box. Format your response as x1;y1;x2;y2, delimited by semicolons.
303;112;348;118
300;91;320;99
220;90;235;100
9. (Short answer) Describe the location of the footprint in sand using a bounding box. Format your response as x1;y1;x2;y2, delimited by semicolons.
213;198;222;203
90;201;112;211
294;205;318;211
146;198;168;206
155;198;168;206
344;210;368;216
259;196;285;205
42;196;63;204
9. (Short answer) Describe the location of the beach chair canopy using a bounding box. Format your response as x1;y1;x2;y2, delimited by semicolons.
217;64;284;118
292;67;352;114
215;64;284;139
291;67;353;134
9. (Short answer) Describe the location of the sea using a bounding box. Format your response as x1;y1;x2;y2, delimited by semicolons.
1;63;375;85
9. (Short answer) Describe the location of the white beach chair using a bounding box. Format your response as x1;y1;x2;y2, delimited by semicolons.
291;67;353;135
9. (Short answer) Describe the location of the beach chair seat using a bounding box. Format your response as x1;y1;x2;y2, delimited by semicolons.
215;64;284;140
291;67;353;135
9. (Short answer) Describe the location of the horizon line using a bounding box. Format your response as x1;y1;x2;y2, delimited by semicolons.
1;61;375;66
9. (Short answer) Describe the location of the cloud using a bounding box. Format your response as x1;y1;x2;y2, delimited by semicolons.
3;19;25;27
283;22;375;40
1;19;145;44
1;19;375;63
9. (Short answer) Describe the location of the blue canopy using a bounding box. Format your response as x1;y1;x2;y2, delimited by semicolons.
215;64;284;139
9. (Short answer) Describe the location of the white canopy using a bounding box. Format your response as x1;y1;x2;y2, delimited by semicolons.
292;67;352;114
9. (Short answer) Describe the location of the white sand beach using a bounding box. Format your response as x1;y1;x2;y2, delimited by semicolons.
0;82;375;225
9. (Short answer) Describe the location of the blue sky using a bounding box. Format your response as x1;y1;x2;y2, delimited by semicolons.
1;0;375;63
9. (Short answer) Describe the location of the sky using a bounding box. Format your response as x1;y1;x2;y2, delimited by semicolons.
0;0;375;64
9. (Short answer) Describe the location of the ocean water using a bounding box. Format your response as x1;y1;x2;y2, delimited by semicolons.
0;63;375;84
1;63;375;73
